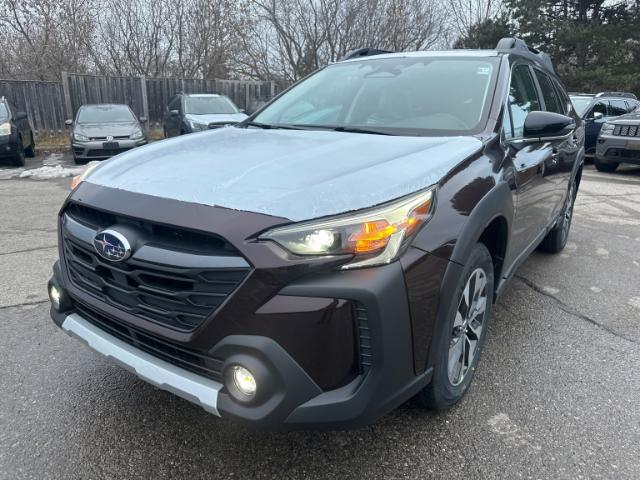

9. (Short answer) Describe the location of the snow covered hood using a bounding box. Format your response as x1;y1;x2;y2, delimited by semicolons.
86;127;483;221
185;113;248;124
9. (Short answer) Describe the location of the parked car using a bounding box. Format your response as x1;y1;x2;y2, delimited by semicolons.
594;110;640;172
66;104;147;164
0;97;35;166
569;92;639;156
49;37;584;429
162;93;248;137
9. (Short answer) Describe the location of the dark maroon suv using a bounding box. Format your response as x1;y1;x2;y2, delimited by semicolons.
48;38;584;428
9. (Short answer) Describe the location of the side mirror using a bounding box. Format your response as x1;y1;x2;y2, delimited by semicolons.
521;111;575;142
593;111;604;121
139;116;147;123
170;109;179;117
238;108;245;113
65;119;73;126
14;111;27;120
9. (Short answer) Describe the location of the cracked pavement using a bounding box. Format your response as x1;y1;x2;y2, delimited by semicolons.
1;160;639;479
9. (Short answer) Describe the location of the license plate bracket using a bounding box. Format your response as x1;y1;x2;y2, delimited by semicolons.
102;141;119;149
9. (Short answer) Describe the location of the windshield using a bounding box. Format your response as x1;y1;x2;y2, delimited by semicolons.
77;105;135;123
184;96;238;115
253;56;499;135
570;96;593;117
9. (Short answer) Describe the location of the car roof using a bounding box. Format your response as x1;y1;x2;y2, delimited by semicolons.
340;50;500;64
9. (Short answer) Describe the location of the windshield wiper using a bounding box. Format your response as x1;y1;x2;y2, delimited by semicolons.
243;121;303;130
292;124;394;136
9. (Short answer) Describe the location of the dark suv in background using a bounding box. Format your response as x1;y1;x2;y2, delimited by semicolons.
163;93;248;137
0;97;35;166
569;92;639;155
49;38;584;429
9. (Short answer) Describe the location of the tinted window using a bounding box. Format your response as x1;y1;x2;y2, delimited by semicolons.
551;80;571;115
168;96;180;110
609;100;627;116
507;65;541;138
184;96;238;115
535;71;562;114
254;57;499;135
589;101;608;118
77;105;135;123
0;103;8;118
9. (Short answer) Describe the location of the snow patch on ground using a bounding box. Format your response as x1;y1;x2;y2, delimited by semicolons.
17;161;99;180
42;153;66;166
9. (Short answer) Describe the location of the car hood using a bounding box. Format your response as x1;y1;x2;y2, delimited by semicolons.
86;127;483;221
608;112;640;124
185;113;248;124
75;122;140;137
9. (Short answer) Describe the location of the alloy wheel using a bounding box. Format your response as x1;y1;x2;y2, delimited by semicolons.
448;268;488;386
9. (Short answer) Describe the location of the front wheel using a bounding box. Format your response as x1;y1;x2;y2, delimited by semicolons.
415;242;494;410
595;160;618;172
11;137;25;166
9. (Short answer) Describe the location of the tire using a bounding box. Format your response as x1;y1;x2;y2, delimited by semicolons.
415;242;494;410
24;132;35;157
11;137;25;167
595;160;618;172
538;179;576;254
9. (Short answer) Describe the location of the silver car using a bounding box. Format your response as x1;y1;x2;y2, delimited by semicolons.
595;111;640;172
66;104;147;164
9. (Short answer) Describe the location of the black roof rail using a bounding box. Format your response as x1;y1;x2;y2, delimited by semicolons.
340;48;393;62
595;91;637;100
496;37;555;74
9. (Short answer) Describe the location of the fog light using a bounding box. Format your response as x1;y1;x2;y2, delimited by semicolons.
49;284;62;310
231;365;257;397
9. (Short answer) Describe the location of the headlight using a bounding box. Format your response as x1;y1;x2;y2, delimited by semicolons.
260;187;436;269
74;132;89;142
600;123;615;135
70;162;99;190
188;119;208;131
0;122;11;136
130;128;143;140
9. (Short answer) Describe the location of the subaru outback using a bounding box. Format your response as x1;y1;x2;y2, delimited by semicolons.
48;38;584;429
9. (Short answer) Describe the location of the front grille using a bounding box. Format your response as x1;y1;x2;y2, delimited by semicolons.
62;203;250;331
75;301;224;382
354;303;372;374
88;135;130;141
613;124;640;137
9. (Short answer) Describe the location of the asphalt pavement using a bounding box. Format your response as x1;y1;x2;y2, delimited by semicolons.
1;154;639;479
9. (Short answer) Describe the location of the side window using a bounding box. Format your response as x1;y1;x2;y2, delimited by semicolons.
609;99;627;116
508;65;541;138
589;101;608;118
552;79;571;115
502;101;514;140
534;70;562;114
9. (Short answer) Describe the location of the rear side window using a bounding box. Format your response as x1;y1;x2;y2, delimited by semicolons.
552;80;571;115
535;71;563;114
609;99;628;116
506;65;541;138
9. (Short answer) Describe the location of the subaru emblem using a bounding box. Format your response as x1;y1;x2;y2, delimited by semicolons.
93;229;132;262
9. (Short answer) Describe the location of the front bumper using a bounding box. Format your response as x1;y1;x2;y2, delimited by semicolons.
50;258;434;429
72;138;147;160
596;135;640;165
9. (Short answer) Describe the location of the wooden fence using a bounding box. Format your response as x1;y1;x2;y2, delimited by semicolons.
0;73;280;137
